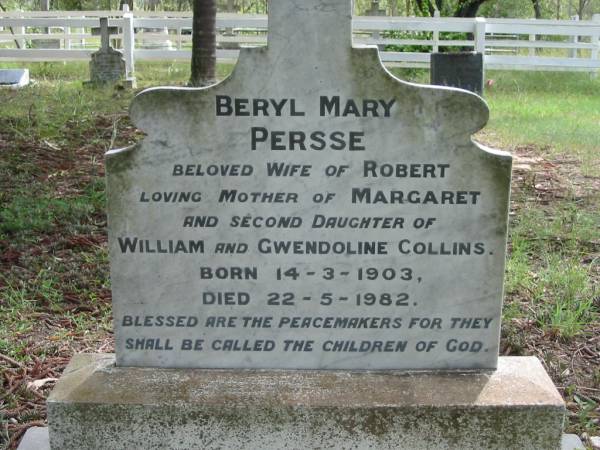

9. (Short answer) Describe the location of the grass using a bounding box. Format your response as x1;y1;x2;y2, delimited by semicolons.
0;62;599;447
485;71;600;175
388;67;600;175
505;201;598;339
0;60;235;85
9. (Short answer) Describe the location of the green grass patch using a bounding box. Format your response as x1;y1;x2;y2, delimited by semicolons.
485;71;600;175
0;81;131;143
506;202;599;339
388;68;600;175
0;60;236;85
0;194;94;237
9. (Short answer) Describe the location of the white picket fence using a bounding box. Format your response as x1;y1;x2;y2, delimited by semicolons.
1;10;599;78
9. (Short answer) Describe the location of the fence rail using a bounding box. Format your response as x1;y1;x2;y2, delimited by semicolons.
1;10;599;77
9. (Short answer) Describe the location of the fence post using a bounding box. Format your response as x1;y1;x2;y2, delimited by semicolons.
16;11;25;49
474;17;486;54
528;33;535;57
432;10;440;53
592;14;600;78
65;16;71;49
569;15;579;58
122;5;136;81
474;17;486;82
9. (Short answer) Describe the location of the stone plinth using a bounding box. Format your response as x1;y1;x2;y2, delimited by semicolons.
48;354;565;449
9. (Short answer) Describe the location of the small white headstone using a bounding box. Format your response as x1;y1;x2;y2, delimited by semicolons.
107;0;512;370
0;69;30;89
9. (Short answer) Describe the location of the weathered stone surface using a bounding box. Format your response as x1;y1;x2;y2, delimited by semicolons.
88;18;125;84
48;354;564;450
89;48;125;84
33;426;585;450
30;39;60;49
0;69;29;89
106;0;511;370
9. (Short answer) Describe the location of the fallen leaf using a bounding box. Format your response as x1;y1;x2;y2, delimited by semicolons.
27;377;58;390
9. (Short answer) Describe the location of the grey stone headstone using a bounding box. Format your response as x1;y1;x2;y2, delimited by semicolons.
30;38;61;49
88;17;125;84
430;52;484;95
366;0;386;16
0;69;29;89
89;48;125;84
106;0;511;370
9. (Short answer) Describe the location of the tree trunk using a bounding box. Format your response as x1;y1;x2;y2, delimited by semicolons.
189;0;216;87
414;0;491;18
454;0;489;17
577;0;588;19
0;0;22;48
415;0;434;16
531;0;542;18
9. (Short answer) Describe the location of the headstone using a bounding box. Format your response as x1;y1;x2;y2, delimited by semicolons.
139;26;175;50
30;38;61;49
47;0;566;448
88;17;125;84
366;0;386;16
0;69;29;89
106;8;506;373
430;51;484;95
366;0;386;51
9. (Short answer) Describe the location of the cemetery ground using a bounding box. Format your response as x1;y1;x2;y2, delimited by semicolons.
0;62;598;449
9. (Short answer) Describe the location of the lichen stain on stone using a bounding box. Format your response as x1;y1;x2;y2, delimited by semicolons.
482;153;513;236
106;143;137;175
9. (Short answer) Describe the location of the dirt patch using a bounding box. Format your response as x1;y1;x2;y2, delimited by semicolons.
500;144;600;442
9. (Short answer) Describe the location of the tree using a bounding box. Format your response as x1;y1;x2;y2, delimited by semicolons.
189;0;216;87
454;0;489;17
577;0;590;18
0;0;23;48
412;0;493;17
531;0;543;18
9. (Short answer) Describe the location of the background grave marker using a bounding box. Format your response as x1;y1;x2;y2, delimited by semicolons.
88;17;125;84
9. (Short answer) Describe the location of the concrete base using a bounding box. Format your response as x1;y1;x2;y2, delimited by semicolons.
0;69;30;89
17;427;50;450
19;428;586;450
48;354;566;449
